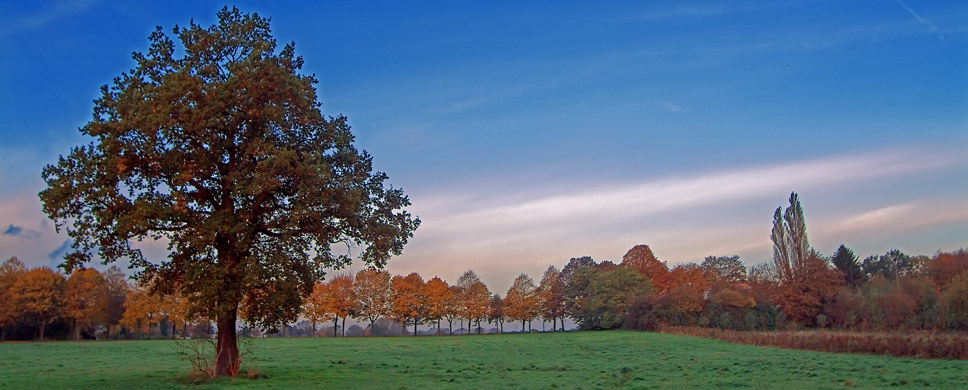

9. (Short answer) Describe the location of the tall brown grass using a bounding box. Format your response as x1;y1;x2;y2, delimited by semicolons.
657;325;968;359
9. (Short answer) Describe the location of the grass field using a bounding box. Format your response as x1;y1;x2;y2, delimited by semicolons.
2;331;967;389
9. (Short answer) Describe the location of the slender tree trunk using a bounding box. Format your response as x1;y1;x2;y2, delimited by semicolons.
342;317;347;337
447;318;453;335
414;319;418;336
214;309;240;377
333;317;339;337
521;320;525;333
312;322;316;337
552;318;556;332
39;315;46;341
72;318;79;340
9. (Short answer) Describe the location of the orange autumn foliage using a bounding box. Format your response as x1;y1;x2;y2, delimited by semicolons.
621;245;670;292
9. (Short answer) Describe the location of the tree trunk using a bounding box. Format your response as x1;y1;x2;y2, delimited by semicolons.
333;317;339;337
342;317;346;337
413;319;418;336
447;318;453;335
311;322;317;338
214;310;240;377
521;320;525;333
72;318;79;340
39;315;46;340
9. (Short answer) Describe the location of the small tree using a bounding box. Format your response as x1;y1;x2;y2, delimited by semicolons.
302;282;333;337
456;270;490;334
354;269;393;331
391;272;427;335
102;266;130;339
621;245;669;292
424;277;452;334
505;273;538;332
329;275;356;336
64;268;109;339
537;266;567;331
0;257;27;340
831;245;864;287
12;267;65;340
700;255;747;285
121;284;163;339
488;294;506;333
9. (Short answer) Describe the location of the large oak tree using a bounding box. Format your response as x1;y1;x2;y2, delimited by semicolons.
40;8;418;376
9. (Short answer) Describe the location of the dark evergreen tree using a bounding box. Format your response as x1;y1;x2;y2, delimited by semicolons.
831;245;864;287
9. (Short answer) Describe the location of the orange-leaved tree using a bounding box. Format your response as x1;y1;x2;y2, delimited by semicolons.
64;268;109;340
443;285;463;334
121;283;163;339
667;263;708;315
457;270;490;334
354;269;392;332
303;282;334;337
621;245;669;292
537;265;566;332
505;273;539;332
0;257;27;340
329;275;356;336
391;272;428;336
11;267;65;340
424;276;452;334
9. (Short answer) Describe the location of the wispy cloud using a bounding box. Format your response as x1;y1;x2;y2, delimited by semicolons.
48;239;72;261
2;224;41;239
893;0;943;38
660;102;686;113
829;199;968;236
2;224;21;236
390;148;963;289
415;149;954;238
0;0;99;37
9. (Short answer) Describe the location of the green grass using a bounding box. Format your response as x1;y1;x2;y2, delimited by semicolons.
2;331;967;389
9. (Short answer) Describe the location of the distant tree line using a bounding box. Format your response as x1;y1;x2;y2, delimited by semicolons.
2;192;967;340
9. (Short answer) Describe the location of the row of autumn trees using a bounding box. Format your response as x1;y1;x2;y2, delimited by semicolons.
302;192;968;335
3;193;967;340
2;243;966;341
0;260;201;341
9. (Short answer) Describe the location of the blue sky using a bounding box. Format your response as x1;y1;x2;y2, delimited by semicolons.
1;1;966;293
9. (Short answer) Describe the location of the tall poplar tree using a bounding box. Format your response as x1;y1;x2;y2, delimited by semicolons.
40;8;418;376
772;192;809;283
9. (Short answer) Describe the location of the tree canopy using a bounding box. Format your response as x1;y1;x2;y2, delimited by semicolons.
39;7;418;376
